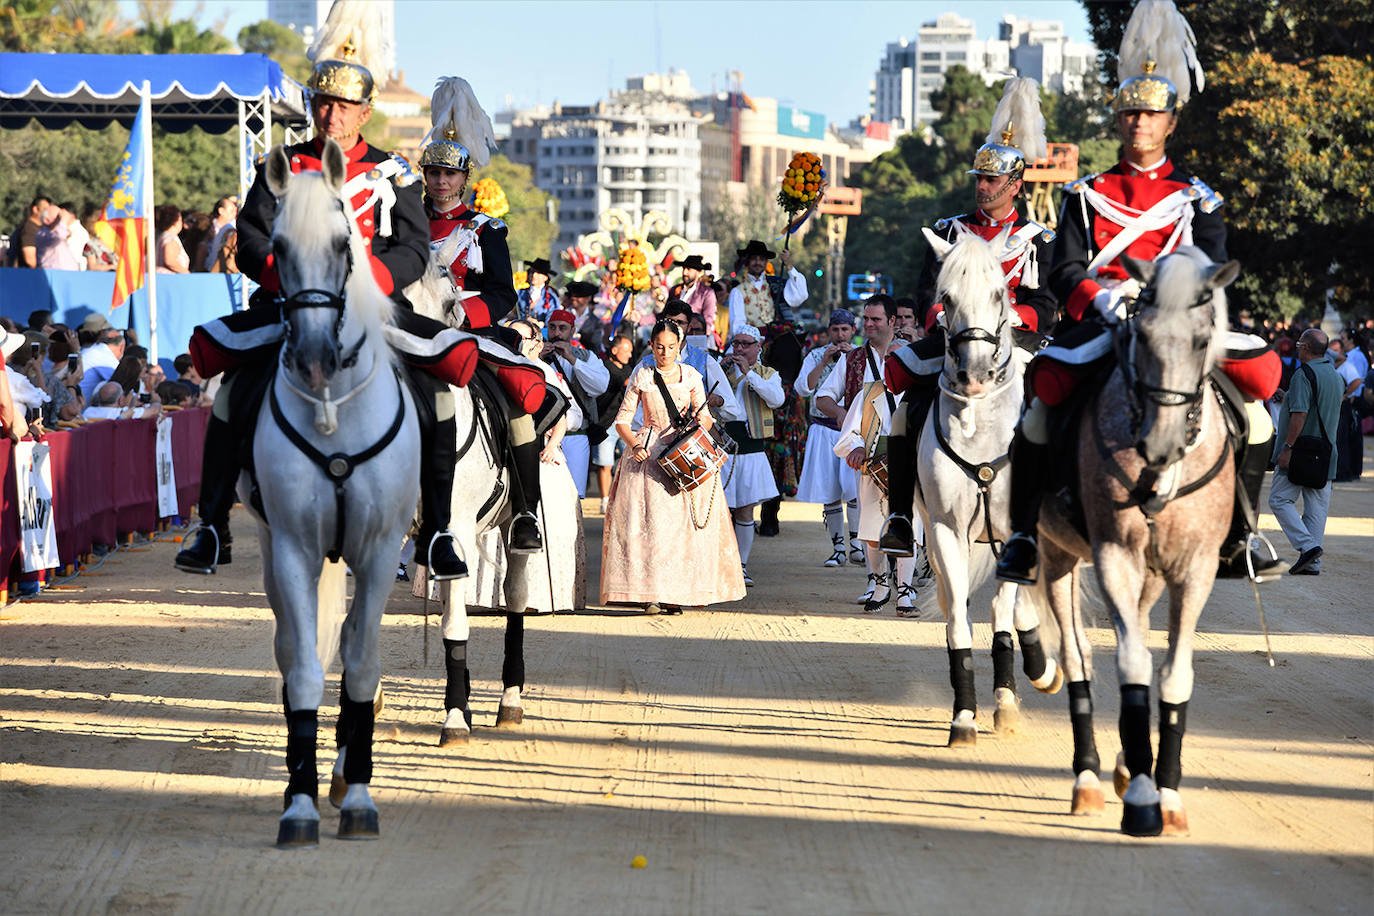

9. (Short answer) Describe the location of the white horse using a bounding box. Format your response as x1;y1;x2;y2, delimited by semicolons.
248;140;420;847
916;228;1061;747
406;240;542;746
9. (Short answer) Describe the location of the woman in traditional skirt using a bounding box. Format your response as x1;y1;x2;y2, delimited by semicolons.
600;320;746;612
718;324;785;586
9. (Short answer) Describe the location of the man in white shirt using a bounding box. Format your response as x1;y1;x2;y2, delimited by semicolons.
724;240;807;338
718;325;786;585
78;316;125;401
795;308;862;566
542;308;610;498
817;296;928;615
83;381;160;420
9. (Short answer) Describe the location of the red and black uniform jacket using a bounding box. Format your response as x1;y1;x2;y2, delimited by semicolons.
425;201;516;329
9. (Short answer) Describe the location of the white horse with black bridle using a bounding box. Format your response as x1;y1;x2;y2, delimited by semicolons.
248;139;420;847
916;228;1062;746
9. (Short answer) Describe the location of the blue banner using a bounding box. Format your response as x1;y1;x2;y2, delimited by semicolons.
776;106;826;140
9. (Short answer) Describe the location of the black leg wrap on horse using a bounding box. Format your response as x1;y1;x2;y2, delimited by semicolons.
502;614;526;690
1068;680;1100;775
1119;684;1153;778
1017;628;1048;682
758;497;781;536
284;708;319;799
1155;700;1188;791
991;631;1016;691
443;638;471;711
339;692;375;785
1008;432;1049;536
948;647;976;714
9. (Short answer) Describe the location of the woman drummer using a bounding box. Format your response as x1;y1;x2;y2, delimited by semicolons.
599;319;746;613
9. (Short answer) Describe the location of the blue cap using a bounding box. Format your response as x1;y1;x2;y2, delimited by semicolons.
829;308;857;327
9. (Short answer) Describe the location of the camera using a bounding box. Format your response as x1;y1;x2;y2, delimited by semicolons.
67;354;79;372
139;393;151;405
30;342;40;358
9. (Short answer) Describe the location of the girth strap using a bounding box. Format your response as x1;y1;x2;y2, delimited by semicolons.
270;371;409;562
932;414;1010;556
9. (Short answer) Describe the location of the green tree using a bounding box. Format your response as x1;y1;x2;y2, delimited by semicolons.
701;182;781;270
1079;0;1374;319
237;18;311;82
469;154;556;266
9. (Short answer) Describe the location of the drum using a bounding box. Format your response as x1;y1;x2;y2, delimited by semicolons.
657;424;728;493
863;453;890;498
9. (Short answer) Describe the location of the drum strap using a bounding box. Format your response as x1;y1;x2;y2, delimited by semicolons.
653;368;686;429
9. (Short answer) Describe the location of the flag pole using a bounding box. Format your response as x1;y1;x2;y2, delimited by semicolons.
141;80;158;364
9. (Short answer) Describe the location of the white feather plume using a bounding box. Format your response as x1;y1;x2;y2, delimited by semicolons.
307;0;392;90
1118;0;1204;105
987;77;1047;163
422;77;498;170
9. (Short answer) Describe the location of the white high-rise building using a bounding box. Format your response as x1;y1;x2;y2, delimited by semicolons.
267;0;397;78
869;11;1096;128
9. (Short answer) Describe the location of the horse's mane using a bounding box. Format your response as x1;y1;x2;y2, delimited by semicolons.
273;171;397;349
937;233;1009;319
1150;246;1228;359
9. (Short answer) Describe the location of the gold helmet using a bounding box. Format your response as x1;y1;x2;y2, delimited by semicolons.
305;1;391;105
969;78;1046;181
419;77;497;174
1114;0;1204;113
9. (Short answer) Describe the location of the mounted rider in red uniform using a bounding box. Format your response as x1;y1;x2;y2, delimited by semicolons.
994;9;1281;586
878;78;1058;556
177;12;478;579
413;76;556;553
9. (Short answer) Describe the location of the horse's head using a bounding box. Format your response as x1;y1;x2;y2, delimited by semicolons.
1121;248;1238;469
266;139;391;391
926;227;1014;398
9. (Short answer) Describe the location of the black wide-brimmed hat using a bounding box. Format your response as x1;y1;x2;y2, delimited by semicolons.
678;254;712;272
737;240;776;260
526;258;557;278
564;280;598;299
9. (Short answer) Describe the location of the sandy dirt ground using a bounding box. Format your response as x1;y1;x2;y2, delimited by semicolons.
1;456;1371;915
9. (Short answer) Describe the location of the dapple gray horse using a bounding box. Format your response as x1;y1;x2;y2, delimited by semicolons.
248;140;420;847
916;228;1061;747
1030;247;1238;836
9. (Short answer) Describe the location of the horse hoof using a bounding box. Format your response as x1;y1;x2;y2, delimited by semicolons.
495;705;523;727
1121;801;1164;837
947;722;977;747
338;808;380;840
328;773;347;808
993;689;1020;735
1070;785;1105;815
1032;661;1064;695
1161;808;1189;835
276;818;319;849
1113;752;1130;799
439;726;471;747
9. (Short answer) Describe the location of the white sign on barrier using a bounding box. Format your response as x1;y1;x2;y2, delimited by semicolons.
155;416;178;518
13;440;59;572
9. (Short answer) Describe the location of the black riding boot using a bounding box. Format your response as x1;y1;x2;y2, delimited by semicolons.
880;394;932;556
995;431;1049;585
414;379;466;581
175;415;237;573
507;438;544;554
1218;434;1283;579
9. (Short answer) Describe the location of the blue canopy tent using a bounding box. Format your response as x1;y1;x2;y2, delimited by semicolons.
0;53;311;365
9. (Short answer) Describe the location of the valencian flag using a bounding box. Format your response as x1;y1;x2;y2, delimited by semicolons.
104;90;152;311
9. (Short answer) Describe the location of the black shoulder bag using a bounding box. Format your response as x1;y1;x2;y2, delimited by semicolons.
1286;364;1333;489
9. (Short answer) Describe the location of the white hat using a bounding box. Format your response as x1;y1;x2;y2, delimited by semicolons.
1;330;27;360
733;324;763;343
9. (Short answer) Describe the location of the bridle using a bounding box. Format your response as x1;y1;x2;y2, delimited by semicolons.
942;291;1013;391
1114;285;1215;450
275;199;366;375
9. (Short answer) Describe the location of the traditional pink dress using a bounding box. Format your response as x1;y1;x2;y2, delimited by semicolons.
600;363;746;606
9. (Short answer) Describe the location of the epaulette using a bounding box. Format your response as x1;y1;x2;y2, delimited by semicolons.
1025;219;1056;244
932;214;968;232
1187;177;1224;214
388;152;418;188
1063;174;1097;195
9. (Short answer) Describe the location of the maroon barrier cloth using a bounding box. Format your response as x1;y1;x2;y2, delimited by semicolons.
0;408;209;588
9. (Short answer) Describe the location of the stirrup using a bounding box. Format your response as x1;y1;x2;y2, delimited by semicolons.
175;521;221;574
995;533;1038;585
1244;531;1282;585
426;531;469;582
508;511;543;555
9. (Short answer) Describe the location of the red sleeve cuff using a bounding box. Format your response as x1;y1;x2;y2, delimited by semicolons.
463;296;491;329
259;254;280;293
369;256;393;296
884;352;916;394
1066;279;1102;321
1012;304;1037;332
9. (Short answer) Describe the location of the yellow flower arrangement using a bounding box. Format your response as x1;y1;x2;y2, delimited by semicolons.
471;177;510;219
777;151;826;213
613;244;651;292
513;269;529;291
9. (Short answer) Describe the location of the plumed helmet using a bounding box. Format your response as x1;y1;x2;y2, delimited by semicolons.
305;1;391;105
419;77;497;173
968;78;1046;181
1115;0;1204;113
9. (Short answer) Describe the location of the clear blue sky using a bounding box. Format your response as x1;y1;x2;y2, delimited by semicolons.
167;1;1093;123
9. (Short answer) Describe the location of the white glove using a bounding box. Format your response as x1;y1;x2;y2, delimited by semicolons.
1092;287;1129;324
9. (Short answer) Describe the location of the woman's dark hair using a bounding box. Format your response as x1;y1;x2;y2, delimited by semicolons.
47;332;72;365
154;204;181;234
651;319;684;343
110;355;143;393
658;299;693;322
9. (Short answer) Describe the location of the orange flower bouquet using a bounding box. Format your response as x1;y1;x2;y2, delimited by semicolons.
471;177;509;219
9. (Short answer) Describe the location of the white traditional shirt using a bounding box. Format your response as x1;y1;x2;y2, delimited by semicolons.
546;347;610;432
725;268;808;336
